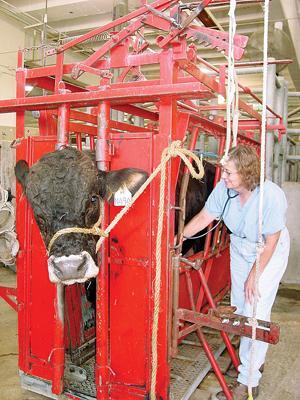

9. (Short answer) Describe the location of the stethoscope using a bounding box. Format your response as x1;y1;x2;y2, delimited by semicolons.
183;189;239;240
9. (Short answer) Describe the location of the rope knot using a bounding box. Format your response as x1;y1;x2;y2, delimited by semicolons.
92;226;108;237
167;140;182;157
247;317;258;328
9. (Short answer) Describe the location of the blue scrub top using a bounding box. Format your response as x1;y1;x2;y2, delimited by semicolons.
204;179;287;243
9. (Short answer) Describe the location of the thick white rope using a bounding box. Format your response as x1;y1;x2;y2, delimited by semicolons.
222;0;239;164
247;1;269;399
149;142;204;400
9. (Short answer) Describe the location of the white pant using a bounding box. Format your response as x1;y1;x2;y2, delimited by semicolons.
230;228;290;387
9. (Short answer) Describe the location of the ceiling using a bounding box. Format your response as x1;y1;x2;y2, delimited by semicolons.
1;0;300;133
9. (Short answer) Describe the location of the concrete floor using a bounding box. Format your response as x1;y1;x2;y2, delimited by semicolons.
1;265;300;400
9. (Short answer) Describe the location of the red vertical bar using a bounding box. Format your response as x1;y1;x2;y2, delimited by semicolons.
52;284;65;395
90;135;95;150
56;82;70;149
95;101;110;400
151;48;179;400
76;133;82;150
55;52;64;93
197;265;239;370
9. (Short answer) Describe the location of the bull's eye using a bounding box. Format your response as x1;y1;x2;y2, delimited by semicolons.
90;195;98;204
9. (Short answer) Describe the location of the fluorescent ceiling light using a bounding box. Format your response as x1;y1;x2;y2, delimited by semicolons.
25;84;34;92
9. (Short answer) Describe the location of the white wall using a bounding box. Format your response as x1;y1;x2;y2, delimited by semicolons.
282;182;300;283
0;13;25;127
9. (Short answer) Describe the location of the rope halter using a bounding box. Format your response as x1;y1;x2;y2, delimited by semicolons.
47;208;108;254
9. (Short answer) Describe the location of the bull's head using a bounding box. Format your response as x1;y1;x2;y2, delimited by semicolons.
15;147;148;285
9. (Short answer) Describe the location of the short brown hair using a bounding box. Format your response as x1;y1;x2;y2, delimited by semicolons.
227;145;260;191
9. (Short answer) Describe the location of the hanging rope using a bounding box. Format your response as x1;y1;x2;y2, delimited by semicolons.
247;1;269;399
222;0;239;164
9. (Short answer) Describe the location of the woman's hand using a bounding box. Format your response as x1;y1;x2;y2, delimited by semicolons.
244;268;261;304
244;231;281;304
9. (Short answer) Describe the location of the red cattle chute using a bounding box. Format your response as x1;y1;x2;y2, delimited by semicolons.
0;1;284;399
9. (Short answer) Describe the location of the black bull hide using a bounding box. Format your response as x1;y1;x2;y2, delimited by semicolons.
175;160;215;254
15;147;215;303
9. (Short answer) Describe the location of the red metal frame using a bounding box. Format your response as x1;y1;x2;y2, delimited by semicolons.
0;1;285;399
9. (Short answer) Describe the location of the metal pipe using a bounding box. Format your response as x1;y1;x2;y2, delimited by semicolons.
95;101;110;400
56;83;70;150
171;255;180;357
274;77;286;185
265;60;276;181
288;116;300;123
287;105;300;118
52;284;65;395
281;81;289;183
96;101;110;170
286;155;300;161
288;92;300;97
287;129;300;135
197;265;240;368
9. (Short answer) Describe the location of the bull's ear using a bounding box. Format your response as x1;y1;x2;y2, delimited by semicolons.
15;160;29;189
104;168;148;200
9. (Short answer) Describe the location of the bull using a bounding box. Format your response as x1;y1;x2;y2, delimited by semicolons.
15;147;216;305
15;147;148;286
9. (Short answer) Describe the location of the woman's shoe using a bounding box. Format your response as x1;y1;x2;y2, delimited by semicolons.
214;382;259;400
226;364;264;379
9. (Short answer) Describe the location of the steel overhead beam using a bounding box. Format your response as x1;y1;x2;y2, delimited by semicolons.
286;155;300;161
287;129;300;135
288;116;300;123
177;59;262;121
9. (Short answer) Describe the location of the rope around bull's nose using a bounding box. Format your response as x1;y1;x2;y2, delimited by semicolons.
47;212;107;254
46;140;204;400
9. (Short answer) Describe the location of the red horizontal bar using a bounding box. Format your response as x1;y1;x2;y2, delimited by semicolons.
27;76;86;93
178;308;280;345
0;82;211;113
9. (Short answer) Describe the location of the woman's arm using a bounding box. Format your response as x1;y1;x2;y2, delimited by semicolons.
244;230;281;304
181;208;216;241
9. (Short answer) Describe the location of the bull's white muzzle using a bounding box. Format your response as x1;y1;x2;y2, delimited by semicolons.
47;251;99;285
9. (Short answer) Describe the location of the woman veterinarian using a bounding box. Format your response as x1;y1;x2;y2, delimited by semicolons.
181;145;290;400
